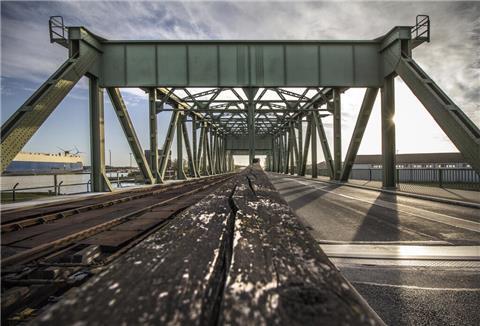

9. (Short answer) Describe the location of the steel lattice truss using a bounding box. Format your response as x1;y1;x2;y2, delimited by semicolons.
156;87;336;135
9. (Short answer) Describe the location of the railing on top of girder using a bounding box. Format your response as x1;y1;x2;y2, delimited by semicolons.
411;15;430;45
49;16;68;48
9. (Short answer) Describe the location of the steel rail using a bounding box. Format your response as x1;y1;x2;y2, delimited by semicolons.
2;174;234;268
1;174;232;232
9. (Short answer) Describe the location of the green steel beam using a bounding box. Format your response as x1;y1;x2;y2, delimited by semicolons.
333;88;342;180
381;75;396;188
149;89;160;182
159;110;180;181
89;78;112;192
311;114;318;178
340;88;379;181
96;37;385;88
1;44;99;172
182;118;198;177
312;112;334;179
396;57;480;175
107;88;154;184
300;118;312;176
176;114;187;180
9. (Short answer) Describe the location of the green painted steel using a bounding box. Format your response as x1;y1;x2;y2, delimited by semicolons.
107;88;155;184
333;89;342;180
149;89;161;182
98;41;382;88
1;43;99;172
340;88;379;181
396;57;480;175
381;75;396;188
159;110;180;181
313;112;334;179
176;115;187;180
89;78;112;192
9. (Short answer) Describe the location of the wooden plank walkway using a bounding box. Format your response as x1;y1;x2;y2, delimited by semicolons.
32;166;383;325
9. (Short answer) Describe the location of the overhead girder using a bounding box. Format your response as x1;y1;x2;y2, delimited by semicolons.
5;17;478;197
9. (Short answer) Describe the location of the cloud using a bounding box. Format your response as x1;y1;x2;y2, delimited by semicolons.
1;1;478;164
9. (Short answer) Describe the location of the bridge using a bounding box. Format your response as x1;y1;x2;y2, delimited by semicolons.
1;16;479;325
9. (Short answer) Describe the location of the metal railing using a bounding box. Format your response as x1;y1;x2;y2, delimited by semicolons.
1;172;141;202
348;168;479;191
411;15;430;42
49;16;68;46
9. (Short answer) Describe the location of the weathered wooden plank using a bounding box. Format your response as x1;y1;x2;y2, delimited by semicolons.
32;176;239;325
219;166;383;325
31;167;383;325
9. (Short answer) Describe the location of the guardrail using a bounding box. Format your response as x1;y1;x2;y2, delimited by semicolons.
349;168;479;191
1;172;140;202
301;167;479;191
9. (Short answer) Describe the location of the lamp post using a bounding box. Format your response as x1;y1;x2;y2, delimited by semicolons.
129;153;132;169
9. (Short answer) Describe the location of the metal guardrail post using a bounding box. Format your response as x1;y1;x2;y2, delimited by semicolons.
53;174;58;195
439;169;443;188
12;183;19;202
87;180;91;192
369;169;372;181
57;181;64;195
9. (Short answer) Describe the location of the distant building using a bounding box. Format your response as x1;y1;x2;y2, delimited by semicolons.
351;153;470;169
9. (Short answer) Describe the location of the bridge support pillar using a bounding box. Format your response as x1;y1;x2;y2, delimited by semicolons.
177;114;187;180
311;114;318;178
192;116;199;176
149;89;160;183
333;88;342;180
244;88;258;164
297;119;303;175
89;77;111;192
300;118;312;176
381;75;396;188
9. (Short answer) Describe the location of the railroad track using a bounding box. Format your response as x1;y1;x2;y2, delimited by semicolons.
1;175;231;232
1;173;235;323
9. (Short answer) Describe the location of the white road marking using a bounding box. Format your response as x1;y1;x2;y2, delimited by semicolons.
318;240;451;245
351;281;480;292
290;178;480;233
320;244;480;260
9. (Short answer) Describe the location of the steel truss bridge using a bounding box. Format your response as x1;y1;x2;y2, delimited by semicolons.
1;15;479;192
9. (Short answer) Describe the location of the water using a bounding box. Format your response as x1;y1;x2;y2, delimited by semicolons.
1;172;132;195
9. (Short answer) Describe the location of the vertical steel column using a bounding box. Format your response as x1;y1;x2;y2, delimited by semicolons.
291;124;299;175
297;118;303;175
176;114;186;180
300;119;312;176
192;116;198;174
210;130;216;174
313;112;334;179
181;117;197;177
198;123;205;175
204;126;213;175
283;130;292;174
89;77;111;192
149;89;160;182
381;75;396;188
311;114;318;178
333;88;342;180
244;88;258;164
159;110;180;181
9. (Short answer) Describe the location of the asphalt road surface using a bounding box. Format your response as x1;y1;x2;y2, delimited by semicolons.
268;173;480;326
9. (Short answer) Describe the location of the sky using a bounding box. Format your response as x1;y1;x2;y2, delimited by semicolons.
1;1;479;167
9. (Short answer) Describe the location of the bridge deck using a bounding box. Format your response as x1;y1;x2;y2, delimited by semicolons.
27;167;382;325
268;173;480;325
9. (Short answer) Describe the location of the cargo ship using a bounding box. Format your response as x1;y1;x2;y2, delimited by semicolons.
4;152;84;174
